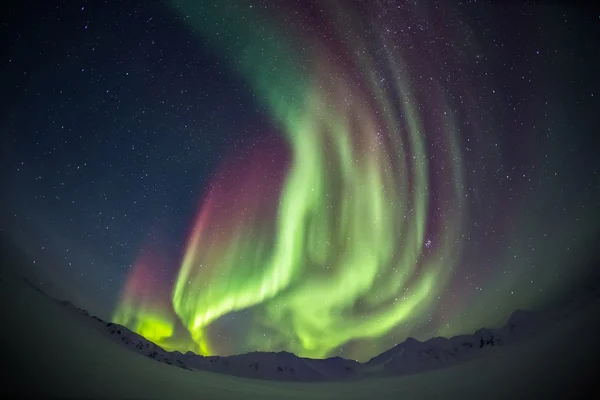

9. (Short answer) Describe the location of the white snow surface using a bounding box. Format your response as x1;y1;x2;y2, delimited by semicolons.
1;268;598;399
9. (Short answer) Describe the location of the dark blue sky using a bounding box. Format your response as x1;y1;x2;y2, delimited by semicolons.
1;0;270;316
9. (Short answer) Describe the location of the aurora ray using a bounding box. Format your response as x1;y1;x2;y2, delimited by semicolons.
113;248;178;350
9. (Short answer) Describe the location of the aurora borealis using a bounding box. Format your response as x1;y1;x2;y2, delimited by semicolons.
3;0;599;362
112;0;470;359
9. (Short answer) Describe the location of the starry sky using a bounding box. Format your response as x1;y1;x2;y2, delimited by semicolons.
2;0;599;362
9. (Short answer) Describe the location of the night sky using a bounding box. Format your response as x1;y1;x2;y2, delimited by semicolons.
2;0;599;362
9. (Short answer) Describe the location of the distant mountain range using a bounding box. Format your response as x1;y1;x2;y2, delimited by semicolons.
36;283;547;382
4;227;598;384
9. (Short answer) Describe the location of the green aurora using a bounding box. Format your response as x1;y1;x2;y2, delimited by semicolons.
112;0;599;361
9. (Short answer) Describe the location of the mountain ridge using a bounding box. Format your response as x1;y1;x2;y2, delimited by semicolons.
23;274;552;382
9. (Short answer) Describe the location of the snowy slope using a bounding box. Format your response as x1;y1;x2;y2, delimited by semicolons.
1;268;599;399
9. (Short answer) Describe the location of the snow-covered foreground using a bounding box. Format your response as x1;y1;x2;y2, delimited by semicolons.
1;268;598;399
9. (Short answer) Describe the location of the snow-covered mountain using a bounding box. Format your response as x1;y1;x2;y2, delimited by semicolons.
47;293;360;380
2;268;598;399
364;310;540;377
101;317;361;381
47;286;545;382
